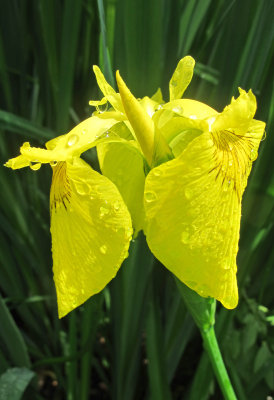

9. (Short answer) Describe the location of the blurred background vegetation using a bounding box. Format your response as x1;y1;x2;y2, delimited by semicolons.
0;0;273;399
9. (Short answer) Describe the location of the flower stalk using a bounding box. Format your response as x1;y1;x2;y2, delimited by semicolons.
201;326;237;400
176;279;237;399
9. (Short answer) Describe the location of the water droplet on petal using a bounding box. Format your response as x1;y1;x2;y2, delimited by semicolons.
113;201;120;211
184;187;193;199
144;191;157;202
156;104;163;110
125;227;132;239
82;129;87;135
75;181;91;195
153;169;163;177
67;134;79;147
181;231;190;244
222;259;231;270
170;80;177;87
50;161;58;167
250;149;258;161
100;203;110;217
172;106;182;114
30;162;41;171
100;245;107;254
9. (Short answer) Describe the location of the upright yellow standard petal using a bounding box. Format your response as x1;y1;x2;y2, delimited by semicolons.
144;116;265;308
169;56;195;101
116;71;155;166
93;66;124;112
50;158;132;318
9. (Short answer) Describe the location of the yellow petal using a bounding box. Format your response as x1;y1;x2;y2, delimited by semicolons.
97;140;145;235
164;99;217;120
139;96;158;118
4;154;32;169
89;97;108;107
20;142;66;163
6;116;119;171
212;88;257;134
49;115;119;156
152;105;209;157
151;87;164;104
93;66;124;113
144;124;264;309
50;158;132;318
169;56;195;101
116;70;155;166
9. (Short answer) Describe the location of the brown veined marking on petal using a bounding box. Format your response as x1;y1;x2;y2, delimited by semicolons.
50;162;71;214
209;129;255;201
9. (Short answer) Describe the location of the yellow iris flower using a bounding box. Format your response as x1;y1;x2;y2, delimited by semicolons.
5;56;265;318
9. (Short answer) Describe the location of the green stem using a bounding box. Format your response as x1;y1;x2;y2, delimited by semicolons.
67;311;77;400
201;326;237;400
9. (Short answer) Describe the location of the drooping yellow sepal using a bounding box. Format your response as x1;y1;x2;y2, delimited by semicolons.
144;132;239;309
144;107;264;309
116;71;155;166
50;158;132;318
169;56;195;101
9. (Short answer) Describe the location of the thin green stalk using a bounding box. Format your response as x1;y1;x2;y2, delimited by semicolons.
67;311;77;400
201;326;237;400
80;295;103;400
97;0;114;87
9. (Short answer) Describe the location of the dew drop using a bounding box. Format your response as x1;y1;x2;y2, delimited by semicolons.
181;231;190;244
82;129;87;135
96;102;108;113
197;284;209;296
250;149;258;161
100;245;107;254
189;115;197;120
144;191;157;202
222;259;231;270
184;187;193;199
30;162;41;171
67;134;79;147
75;181;90;195
170;80;177;87
125;227;132;239
153;169;163;177
100;204;110;217
156;104;163;110
172;106;182;114
50;160;58;167
113;201;120;211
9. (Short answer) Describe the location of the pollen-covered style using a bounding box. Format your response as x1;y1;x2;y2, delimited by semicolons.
5;56;265;317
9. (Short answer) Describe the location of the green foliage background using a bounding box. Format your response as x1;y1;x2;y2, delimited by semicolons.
0;0;273;399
